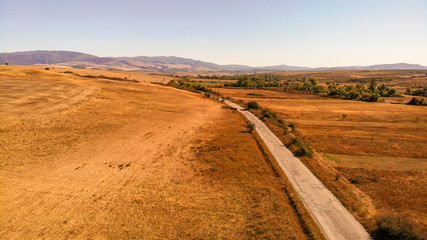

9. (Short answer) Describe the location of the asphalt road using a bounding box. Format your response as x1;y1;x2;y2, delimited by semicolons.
225;100;370;240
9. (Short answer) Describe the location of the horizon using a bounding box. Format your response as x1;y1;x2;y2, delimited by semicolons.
3;49;427;69
1;0;426;67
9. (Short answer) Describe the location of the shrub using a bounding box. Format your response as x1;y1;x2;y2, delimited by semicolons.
407;97;426;106
372;214;425;240
283;128;288;135
386;88;398;97
237;99;245;105
261;108;276;119
290;137;313;157
45;67;50;70
347;91;361;100
246;121;256;133
247;101;260;110
204;92;212;98
368;93;381;102
289;122;297;132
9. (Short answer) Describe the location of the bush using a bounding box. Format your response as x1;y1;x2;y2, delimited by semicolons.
247;101;260;110
204;92;212;98
386;88;398;97
290;137;313;157
407;97;426;106
237;99;245;105
347;91;361;100
246;121;256;133
283;128;288;135
289;122;297;132
372;214;425;240
261;108;276;119
368;93;381;102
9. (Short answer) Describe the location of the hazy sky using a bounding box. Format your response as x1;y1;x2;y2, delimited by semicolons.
1;0;426;67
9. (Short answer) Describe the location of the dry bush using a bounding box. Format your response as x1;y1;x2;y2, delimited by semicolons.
372;213;426;240
246;120;256;133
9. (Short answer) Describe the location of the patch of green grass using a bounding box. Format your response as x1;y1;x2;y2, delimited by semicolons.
323;153;342;164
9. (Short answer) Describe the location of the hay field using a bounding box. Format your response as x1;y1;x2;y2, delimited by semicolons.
0;66;317;239
216;87;427;233
217;89;426;159
1;65;175;83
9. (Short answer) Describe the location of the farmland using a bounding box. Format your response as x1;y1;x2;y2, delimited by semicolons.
211;70;426;237
0;66;323;239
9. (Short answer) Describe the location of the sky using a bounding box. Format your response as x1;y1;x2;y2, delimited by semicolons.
1;0;426;67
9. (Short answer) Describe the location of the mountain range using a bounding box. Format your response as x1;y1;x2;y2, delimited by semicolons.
2;50;426;73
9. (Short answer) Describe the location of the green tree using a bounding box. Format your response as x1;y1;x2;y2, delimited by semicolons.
247;101;260;110
369;78;377;92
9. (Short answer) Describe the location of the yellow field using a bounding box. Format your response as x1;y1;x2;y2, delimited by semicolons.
216;87;427;234
0;65;175;83
217;89;427;159
0;66;321;239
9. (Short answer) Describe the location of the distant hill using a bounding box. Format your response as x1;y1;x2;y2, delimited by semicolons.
314;63;427;71
2;50;426;73
3;50;99;65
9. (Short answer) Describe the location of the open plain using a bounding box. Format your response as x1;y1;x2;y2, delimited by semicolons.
0;66;324;239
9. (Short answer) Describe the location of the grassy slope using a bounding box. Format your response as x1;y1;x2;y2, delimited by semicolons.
0;66;319;239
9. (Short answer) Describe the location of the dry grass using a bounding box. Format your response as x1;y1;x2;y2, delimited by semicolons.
328;154;427;171
336;167;426;224
216;87;427;237
217;88;427;159
0;65;176;83
0;66;313;239
187;107;324;239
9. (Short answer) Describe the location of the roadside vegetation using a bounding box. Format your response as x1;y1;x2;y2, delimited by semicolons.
214;86;426;240
192;106;325;239
166;78;221;96
159;72;425;239
243;100;313;157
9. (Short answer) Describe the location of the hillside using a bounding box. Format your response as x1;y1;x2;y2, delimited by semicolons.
2;50;426;73
0;65;323;239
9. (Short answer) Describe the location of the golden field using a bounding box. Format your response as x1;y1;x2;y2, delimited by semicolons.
215;86;426;236
0;66;322;239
